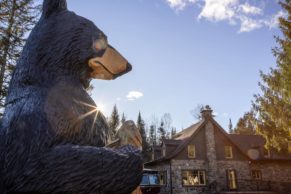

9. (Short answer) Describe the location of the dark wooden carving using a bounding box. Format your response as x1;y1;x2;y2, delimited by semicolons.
0;0;142;193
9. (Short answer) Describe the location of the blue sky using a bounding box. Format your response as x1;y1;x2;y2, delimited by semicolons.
68;0;282;132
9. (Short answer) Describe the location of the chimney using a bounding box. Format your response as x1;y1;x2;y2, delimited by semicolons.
201;105;213;120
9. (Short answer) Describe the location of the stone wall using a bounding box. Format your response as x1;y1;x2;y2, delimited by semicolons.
146;162;171;194
149;159;291;194
216;160;251;191
171;159;208;194
251;162;291;194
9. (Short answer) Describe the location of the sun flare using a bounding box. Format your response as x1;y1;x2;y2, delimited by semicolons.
96;103;105;112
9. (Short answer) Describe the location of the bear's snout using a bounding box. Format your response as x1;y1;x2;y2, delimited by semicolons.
88;45;132;80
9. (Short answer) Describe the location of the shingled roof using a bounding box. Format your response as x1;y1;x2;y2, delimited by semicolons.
146;116;291;165
228;134;265;151
172;121;204;140
228;134;265;160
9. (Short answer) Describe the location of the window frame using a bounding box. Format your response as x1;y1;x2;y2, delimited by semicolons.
188;145;196;159
226;169;238;190
140;173;160;186
251;170;262;180
181;169;206;187
224;145;233;159
159;171;167;185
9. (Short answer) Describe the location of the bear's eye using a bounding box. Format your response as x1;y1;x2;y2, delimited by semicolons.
93;38;108;53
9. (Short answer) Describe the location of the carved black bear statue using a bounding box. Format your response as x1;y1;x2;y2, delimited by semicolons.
0;0;143;193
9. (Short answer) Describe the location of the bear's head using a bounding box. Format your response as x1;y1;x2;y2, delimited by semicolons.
17;0;131;89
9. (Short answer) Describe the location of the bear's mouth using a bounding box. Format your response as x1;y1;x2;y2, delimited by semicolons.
88;45;132;80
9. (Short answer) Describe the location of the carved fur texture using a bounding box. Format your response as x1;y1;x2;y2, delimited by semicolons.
0;0;143;193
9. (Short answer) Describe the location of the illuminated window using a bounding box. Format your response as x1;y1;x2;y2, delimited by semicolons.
227;169;237;190
159;171;167;185
188;145;196;158
251;170;262;180
225;146;233;159
182;170;206;186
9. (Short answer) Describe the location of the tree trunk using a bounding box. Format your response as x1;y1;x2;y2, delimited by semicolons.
0;0;17;97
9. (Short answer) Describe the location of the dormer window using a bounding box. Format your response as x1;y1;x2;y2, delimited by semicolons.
224;146;233;159
188;145;196;158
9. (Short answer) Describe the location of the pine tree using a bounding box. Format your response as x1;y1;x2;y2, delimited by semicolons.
137;112;150;161
108;104;120;139
234;112;256;135
228;119;234;134
158;121;166;144
121;113;126;125
252;0;291;152
0;0;40;116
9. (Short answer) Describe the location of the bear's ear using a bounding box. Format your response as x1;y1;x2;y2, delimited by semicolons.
42;0;67;18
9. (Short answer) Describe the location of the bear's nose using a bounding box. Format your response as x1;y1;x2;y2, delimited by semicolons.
125;62;132;73
113;62;132;79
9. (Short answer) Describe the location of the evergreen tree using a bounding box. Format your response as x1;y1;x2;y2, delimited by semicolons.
108;104;120;139
228;119;234;134
121;113;126;125
0;0;40;116
234;112;256;135
252;0;291;152
137;112;150;161
158;121;166;144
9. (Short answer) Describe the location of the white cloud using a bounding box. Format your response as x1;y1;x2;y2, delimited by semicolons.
264;10;286;29
166;0;197;11
239;16;262;32
198;0;238;22
238;3;262;15
165;0;282;33
126;91;144;101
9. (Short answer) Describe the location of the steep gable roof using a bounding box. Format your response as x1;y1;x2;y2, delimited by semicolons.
228;134;291;160
207;118;252;160
228;134;265;150
147;117;254;164
146;116;291;166
172;121;204;140
162;139;182;146
146;120;206;164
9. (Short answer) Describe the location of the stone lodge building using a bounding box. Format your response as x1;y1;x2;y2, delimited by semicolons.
145;106;291;194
